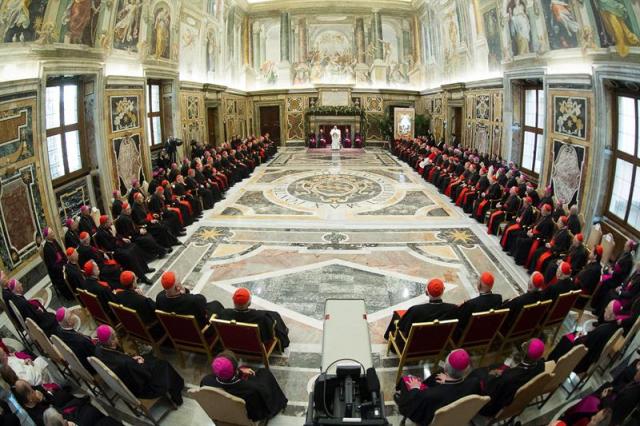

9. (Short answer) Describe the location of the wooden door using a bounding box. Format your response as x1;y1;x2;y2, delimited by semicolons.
259;106;280;144
454;107;463;141
207;107;218;146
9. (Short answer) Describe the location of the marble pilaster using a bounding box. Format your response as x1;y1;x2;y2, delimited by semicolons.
372;11;383;61
355;18;366;64
280;12;290;63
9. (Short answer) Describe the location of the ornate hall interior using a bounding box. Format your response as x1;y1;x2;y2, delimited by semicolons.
0;0;640;425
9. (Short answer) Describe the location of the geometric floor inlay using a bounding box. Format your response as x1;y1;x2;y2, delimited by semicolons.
229;261;425;320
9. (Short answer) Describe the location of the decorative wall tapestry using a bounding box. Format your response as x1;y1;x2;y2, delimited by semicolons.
110;96;140;133
553;96;587;140
394;108;415;140
551;140;585;206
55;177;91;223
0;165;45;270
113;0;143;51
113;133;145;195
187;96;200;120
475;124;489;154
434;98;442;115
0;103;35;163
476;95;491;120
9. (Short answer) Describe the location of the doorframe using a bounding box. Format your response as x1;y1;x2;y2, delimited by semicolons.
205;100;222;147
253;100;286;145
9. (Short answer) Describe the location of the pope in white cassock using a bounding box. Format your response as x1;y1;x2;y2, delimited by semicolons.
330;126;342;150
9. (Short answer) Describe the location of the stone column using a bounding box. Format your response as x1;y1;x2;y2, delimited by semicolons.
298;18;307;62
280;12;290;62
370;10;387;85
242;16;250;66
411;15;422;64
372;11;383;61
355;18;366;63
279;12;291;84
252;25;260;69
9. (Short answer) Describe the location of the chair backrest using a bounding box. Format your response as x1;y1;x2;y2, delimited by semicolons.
600;233;616;266
622;315;640;351
155;310;210;351
544;291;581;327
24;318;64;365
543;344;588;393
212;319;264;355
586;223;602;251
599;328;624;366
458;309;509;348
108;302;151;343
405;319;458;358
429;394;490;426
496;363;555;420
87;356;140;406
8;300;27;331
51;335;95;383
188;386;254;426
77;289;112;325
502;300;552;339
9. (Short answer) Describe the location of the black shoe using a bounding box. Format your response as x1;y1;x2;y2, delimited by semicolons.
147;267;156;273
166;247;173;254
157;252;166;259
140;277;153;285
172;393;183;406
178;231;187;237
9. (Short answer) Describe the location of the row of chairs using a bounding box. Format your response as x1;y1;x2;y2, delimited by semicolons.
387;291;581;384
402;334;628;426
21;310;264;425
76;288;282;367
387;287;640;389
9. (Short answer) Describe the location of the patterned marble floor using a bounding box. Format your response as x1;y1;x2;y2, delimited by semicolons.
7;147;541;425
137;147;533;423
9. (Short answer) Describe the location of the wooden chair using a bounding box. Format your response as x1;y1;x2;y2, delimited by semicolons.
497;300;552;353
6;299;35;351
600;233;616;267
387;319;458;384
188;386;265;426
537;344;588;408
540;290;582;344
87;356;176;426
76;289;120;329
108;302;169;357
455;309;509;364
613;315;640;360
491;362;555;424
50;334;116;405
211;318;279;368
429;394;490;426
155;310;218;365
585;223;602;251
24;318;74;382
568;328;624;396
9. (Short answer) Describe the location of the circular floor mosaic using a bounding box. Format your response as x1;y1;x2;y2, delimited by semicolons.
287;174;383;205
267;169;399;211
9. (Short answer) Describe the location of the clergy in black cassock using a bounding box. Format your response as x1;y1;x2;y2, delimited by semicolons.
395;349;481;425
384;278;456;340
42;228;73;300
548;301;621;374
54;307;95;373
94;325;184;405
201;351;287;421
218;288;290;349
4;279;59;336
446;272;502;341
471;338;546;417
155;271;224;329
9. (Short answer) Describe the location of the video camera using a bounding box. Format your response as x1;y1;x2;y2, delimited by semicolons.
305;362;387;425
